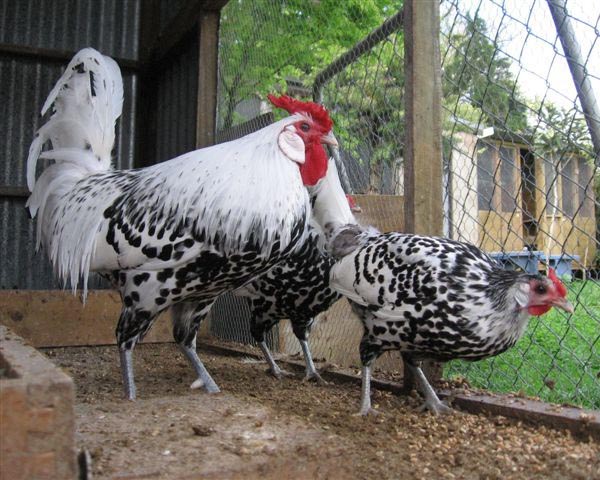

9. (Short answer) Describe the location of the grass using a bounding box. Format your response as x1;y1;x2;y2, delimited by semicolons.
445;279;600;410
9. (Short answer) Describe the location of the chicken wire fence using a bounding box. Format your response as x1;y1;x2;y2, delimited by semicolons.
210;0;599;409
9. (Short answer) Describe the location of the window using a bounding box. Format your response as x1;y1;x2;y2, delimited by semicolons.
477;141;518;212
477;141;496;210
577;158;594;218
561;157;576;217
543;156;559;216
545;154;595;219
500;146;517;212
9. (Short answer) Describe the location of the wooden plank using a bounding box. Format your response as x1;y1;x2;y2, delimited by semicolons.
403;0;443;236
352;194;404;232
196;10;221;148
0;186;29;198
0;42;139;71
403;1;443;386
0;291;172;348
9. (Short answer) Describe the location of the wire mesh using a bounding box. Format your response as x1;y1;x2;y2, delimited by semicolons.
441;0;599;409
213;0;404;369
213;0;599;409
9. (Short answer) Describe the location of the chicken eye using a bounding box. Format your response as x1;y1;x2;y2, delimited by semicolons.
300;122;310;132
535;284;547;295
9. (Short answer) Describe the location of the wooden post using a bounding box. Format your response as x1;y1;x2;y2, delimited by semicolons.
403;0;444;388
196;11;221;148
403;0;443;236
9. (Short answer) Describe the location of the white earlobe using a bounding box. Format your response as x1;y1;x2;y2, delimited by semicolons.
278;128;305;164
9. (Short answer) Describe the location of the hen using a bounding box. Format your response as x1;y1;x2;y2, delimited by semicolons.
26;48;337;400
174;157;358;383
309;155;573;415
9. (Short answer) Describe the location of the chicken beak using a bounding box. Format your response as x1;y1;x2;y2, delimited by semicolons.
321;132;339;147
552;297;574;314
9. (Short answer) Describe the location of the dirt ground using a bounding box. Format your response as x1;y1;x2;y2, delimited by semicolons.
44;343;599;480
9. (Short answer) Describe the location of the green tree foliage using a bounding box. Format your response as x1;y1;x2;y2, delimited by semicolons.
533;102;593;160
218;0;400;129
443;14;528;134
322;37;405;192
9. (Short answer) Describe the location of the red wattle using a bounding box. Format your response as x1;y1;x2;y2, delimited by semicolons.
300;144;328;186
528;304;552;316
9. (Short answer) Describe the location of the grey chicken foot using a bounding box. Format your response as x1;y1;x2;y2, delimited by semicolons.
356;365;379;416
119;348;136;401
408;364;452;415
179;339;220;393
258;341;293;379
299;340;326;384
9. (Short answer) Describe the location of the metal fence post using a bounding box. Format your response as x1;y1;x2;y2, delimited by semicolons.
547;0;600;160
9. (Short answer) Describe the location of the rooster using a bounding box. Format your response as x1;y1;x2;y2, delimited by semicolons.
26;48;337;400
309;154;573;415
173;157;358;383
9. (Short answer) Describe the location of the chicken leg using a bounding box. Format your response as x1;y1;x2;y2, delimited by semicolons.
299;339;325;383
357;365;378;415
258;341;293;379
120;348;136;400
179;337;220;393
408;363;452;415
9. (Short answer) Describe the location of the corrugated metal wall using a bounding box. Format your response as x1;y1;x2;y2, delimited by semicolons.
144;31;199;165
0;0;140;58
0;0;142;289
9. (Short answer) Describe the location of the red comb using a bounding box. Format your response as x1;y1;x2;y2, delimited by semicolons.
548;268;567;297
346;194;356;208
267;94;333;131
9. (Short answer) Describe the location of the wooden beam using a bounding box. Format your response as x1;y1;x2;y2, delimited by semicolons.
0;42;139;71
0;291;171;347
196;10;221;148
0;186;29;198
403;0;443;387
403;0;443;236
143;0;228;70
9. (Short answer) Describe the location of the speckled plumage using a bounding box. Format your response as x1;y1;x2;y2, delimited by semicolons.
26;48;335;399
172;158;358;381
329;228;572;414
332;232;540;363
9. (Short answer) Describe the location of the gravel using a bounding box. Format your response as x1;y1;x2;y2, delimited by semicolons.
44;343;600;479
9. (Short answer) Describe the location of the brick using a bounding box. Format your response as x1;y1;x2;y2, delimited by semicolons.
0;326;76;479
0;385;28;452
26;451;56;479
0;452;29;480
28;407;55;433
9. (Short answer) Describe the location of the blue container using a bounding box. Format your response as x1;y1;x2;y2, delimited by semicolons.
547;254;580;277
488;251;543;274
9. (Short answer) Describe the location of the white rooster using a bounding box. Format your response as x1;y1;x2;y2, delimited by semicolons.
26;48;337;400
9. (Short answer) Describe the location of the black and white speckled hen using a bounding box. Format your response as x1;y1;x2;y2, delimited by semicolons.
329;227;573;414
173;157;359;383
25;48;337;400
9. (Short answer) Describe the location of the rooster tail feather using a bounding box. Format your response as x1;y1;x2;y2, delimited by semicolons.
28;47;123;194
26;48;123;294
